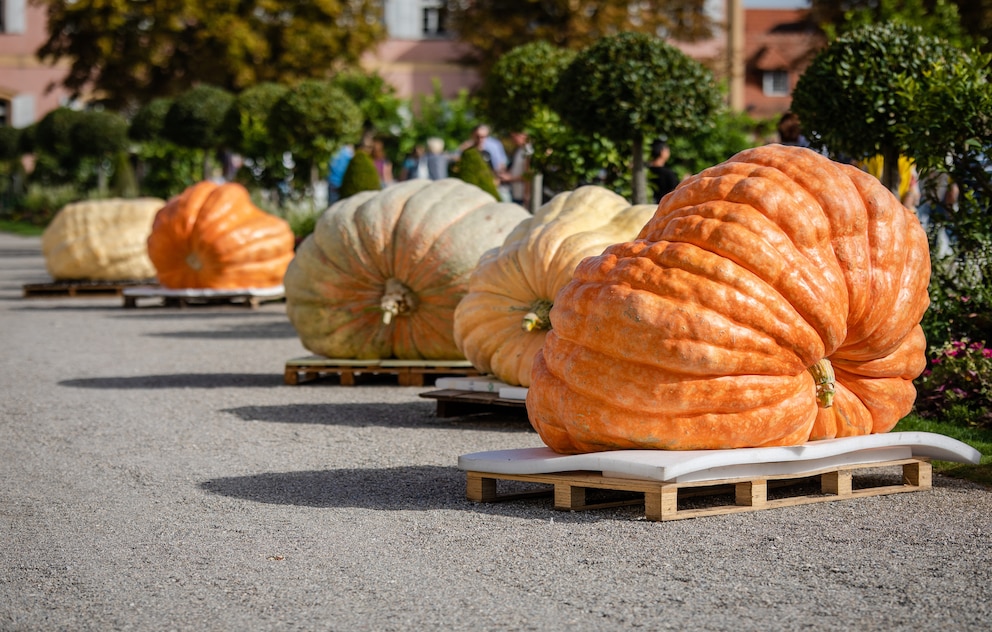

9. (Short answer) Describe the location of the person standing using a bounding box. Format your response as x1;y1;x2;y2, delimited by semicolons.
648;139;679;204
370;139;393;188
500;131;533;208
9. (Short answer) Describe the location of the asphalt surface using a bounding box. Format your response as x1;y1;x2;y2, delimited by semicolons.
1;230;990;631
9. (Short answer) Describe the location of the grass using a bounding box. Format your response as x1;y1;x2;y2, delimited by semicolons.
894;414;992;487
0;220;45;236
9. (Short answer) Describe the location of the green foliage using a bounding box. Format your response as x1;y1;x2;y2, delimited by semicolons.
3;183;80;227
163;85;236;150
338;151;381;199
667;110;766;179
0;126;22;161
814;0;985;51
394;83;481;162
221;83;288;156
267;80;364;184
480;41;577;133
915;338;992;429
453;148;499;199
36;0;386;109
554;32;721;202
449;0;714;76
34;107;83;160
129;98;173;142
791;23;966;167
16;124;36;155
555;33;721;149
70;110;129;160
109;151;139;198
331;71;406;137
133;141;201;199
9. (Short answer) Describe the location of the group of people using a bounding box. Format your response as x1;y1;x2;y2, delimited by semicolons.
326;124;534;208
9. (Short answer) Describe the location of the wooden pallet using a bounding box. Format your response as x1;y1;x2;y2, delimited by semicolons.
466;457;932;521
122;286;284;309
284;357;482;386
420;389;527;417
23;279;154;298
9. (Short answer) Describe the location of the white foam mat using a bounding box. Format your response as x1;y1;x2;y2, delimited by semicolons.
458;432;982;483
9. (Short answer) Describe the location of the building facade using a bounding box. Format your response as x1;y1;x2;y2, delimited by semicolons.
0;1;822;128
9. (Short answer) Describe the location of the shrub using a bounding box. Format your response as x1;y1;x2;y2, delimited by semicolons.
915;338;992;428
453;148;499;198
163;85;235;150
129;98;173;142
339;150;380;199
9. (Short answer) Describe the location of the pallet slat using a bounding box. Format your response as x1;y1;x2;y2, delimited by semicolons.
122;286;284;309
23;279;155;298
284;357;481;386
419;389;526;417
466;458;932;521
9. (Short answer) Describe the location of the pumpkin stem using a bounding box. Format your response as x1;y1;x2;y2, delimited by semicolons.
380;278;418;325
522;299;554;332
185;252;202;271
808;358;836;408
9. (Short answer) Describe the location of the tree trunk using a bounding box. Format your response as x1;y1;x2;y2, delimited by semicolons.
530;172;543;212
632;134;647;205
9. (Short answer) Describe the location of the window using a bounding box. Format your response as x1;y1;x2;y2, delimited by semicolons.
762;71;790;97
0;99;8;127
422;1;447;37
2;0;27;34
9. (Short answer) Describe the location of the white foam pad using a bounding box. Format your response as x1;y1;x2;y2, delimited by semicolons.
458;432;981;483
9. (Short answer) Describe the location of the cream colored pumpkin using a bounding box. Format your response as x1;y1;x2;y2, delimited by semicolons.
42;198;165;281
454;186;656;386
285;178;530;359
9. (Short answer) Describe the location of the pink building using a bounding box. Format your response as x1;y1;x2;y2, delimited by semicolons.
0;0;71;127
1;1;821;128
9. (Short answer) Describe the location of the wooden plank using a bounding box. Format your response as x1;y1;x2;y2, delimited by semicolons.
23;279;153;298
419;389;526;417
284;359;482;387
464;457;933;521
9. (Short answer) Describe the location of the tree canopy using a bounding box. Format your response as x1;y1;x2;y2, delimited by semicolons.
554;32;722;204
791;23;972;193
449;0;714;75
35;0;387;110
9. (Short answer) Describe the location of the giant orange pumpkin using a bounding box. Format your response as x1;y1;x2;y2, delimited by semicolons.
147;181;295;289
527;145;931;453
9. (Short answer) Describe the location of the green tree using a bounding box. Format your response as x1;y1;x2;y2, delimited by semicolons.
339;150;381;200
331;71;406;138
449;0;714;76
221;82;289;190
70;109;130;194
454;148;500;199
553;32;722;204
163;85;235;181
267;80;364;190
36;0;386;110
129;98;200;198
791;23;970;195
809;0;989;52
32;107;84;186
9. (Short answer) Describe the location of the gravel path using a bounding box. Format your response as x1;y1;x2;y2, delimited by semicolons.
1;231;990;631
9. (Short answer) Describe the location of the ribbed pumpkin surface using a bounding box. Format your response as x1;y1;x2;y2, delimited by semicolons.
41;198;164;281
527;145;931;453
454;186;655;386
147;181;295;289
285;178;530;359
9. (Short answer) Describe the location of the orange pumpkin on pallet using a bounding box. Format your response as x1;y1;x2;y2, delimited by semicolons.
147;181;295;289
527;145;931;453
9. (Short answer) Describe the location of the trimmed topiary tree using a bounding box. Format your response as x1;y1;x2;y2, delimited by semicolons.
791;23;970;196
554;32;722;204
221;82;290;190
338;150;381;199
267;79;363;192
163;85;236;180
129;98;172;143
70;109;130;194
454;148;499;199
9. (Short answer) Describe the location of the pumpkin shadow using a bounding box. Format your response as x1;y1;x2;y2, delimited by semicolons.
224;403;531;431
143;319;298;339
199;465;618;522
59;372;284;389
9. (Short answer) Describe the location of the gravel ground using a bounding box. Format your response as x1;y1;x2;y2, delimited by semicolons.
1;230;990;632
